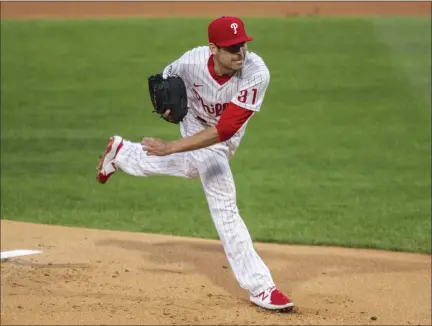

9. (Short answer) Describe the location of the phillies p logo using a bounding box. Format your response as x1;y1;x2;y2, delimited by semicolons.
230;23;238;34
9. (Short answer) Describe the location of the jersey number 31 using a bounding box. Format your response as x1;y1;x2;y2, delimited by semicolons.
237;88;258;105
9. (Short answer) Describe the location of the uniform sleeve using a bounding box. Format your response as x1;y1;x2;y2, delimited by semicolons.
162;56;183;78
231;67;270;112
215;102;254;142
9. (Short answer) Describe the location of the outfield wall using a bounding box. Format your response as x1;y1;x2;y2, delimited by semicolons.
1;1;430;19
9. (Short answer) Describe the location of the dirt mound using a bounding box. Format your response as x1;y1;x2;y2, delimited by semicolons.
1;220;430;325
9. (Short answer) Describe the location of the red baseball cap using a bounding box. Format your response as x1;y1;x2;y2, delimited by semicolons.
208;16;254;47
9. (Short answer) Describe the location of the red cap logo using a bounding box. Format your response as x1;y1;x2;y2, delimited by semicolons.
208;16;254;47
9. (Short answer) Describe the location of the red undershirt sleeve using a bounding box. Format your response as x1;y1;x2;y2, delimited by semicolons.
215;102;254;142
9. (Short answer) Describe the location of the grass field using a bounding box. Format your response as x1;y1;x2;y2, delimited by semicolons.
1;17;431;253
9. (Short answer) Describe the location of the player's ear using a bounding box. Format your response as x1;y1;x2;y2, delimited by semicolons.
209;43;218;55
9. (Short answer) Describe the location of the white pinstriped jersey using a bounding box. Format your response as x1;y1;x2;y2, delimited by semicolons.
162;46;270;151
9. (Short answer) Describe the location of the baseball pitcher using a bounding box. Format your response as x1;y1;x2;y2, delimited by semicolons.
96;16;294;312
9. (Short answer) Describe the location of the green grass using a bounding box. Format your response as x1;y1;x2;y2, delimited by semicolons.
1;17;431;253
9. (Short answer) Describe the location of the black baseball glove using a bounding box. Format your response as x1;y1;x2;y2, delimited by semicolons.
148;73;189;124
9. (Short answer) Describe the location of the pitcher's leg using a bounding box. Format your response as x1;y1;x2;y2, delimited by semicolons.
97;136;198;183
192;147;274;296
115;139;196;177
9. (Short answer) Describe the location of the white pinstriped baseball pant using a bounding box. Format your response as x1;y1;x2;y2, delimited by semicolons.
113;115;275;296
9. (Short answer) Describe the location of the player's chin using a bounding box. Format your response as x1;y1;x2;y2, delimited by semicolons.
231;60;244;71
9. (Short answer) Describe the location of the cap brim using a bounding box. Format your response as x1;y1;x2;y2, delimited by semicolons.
217;36;254;47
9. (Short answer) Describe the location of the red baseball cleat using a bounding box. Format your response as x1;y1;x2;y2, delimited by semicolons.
96;136;124;184
250;286;294;311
